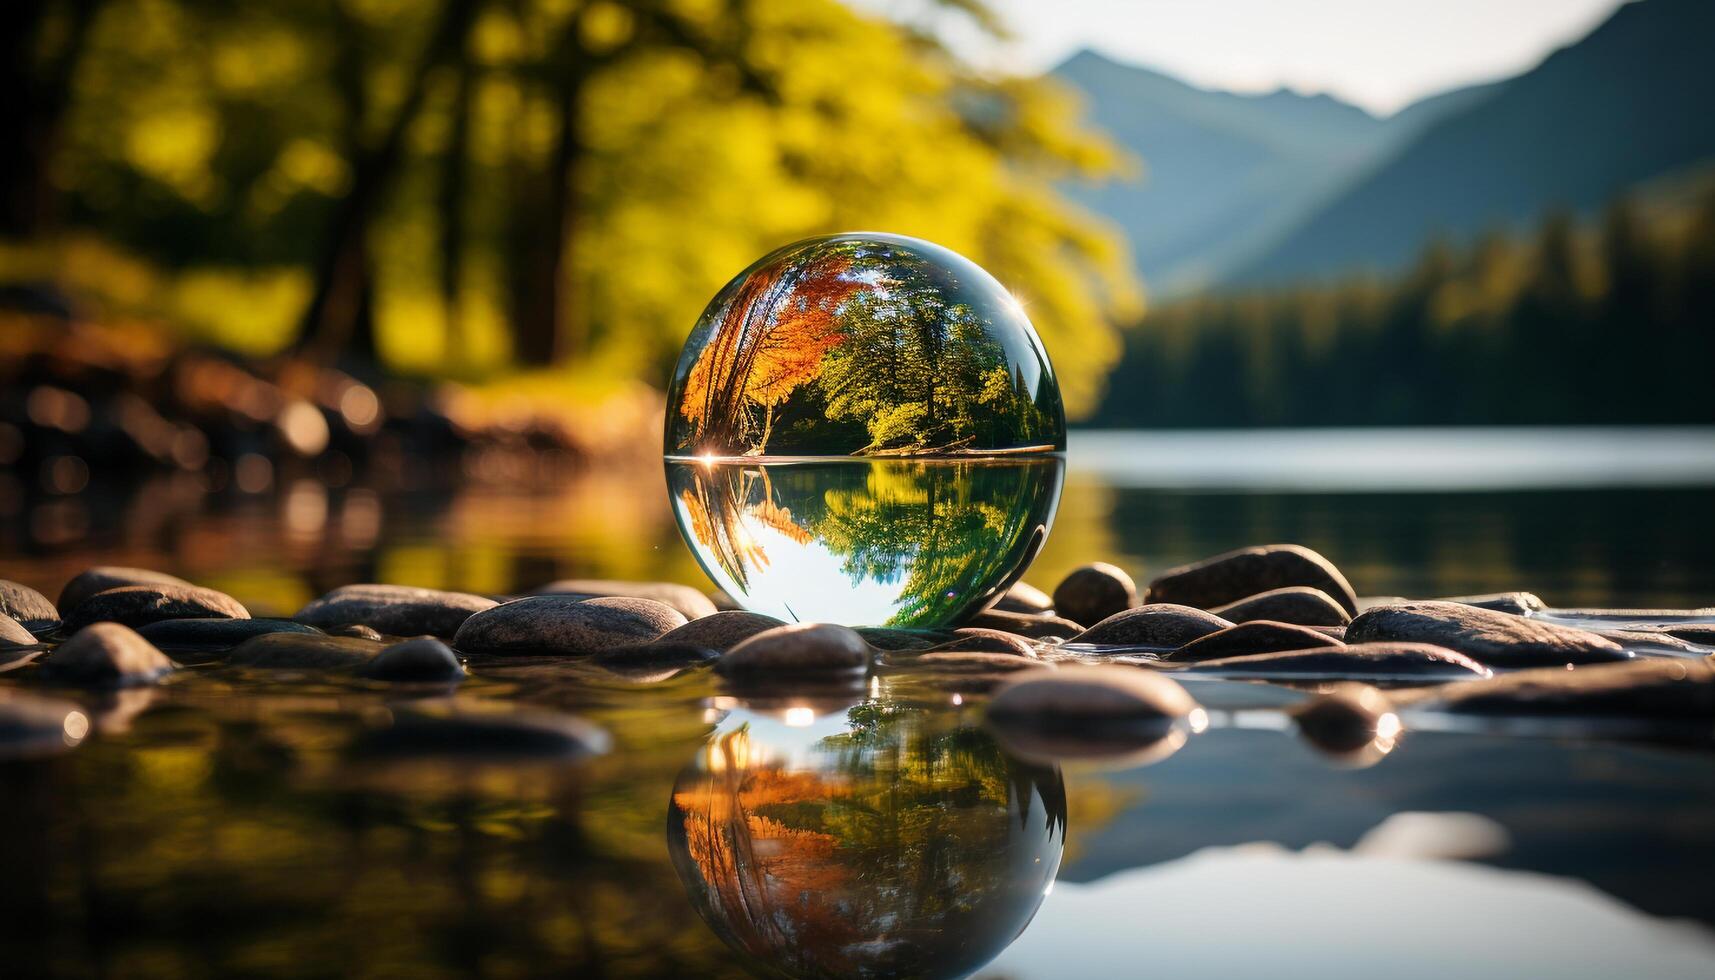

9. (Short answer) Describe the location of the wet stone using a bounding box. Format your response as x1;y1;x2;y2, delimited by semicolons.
1;614;37;650
929;628;1039;658
1052;563;1137;629
1346;601;1628;668
656;610;787;653
986;666;1198;736
965;609;1085;641
717;623;873;677
1392;658;1715;719
1184;642;1490;681
530;579;718;621
58;566;194;616
327;624;384;641
856;627;954;652
1;579;60;636
0;691;89;758
1072;604;1232;648
1594;630;1708;655
1168;621;1344;663
911;651;1048;676
993;580;1054;616
62;583;250;632
40;623;176;688
1444;592;1548;616
295;584;497;638
360;636;466;682
138;617;324;651
1144;544;1360;616
1212;587;1352;627
592;641;721;667
453;595;687;656
228;632;384;670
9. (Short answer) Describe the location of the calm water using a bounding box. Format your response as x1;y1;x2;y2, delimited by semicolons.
2;428;1714;978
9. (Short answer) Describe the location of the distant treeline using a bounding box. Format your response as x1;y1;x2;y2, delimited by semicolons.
1094;190;1715;427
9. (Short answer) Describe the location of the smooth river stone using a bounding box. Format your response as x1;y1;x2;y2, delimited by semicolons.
856;627;955;652
1391;658;1715;718
986;666;1198;736
529;578;717;620
454;595;686;656
327;624;384;640
1184;642;1490;680
62;583;249;632
1;579;60;636
993;580;1055;615
0;614;37;649
1144;544;1360;616
716;623;873;676
295;584;497;638
963;610;1084;641
1072;604;1232;647
591;641;721;667
1167;621;1343;663
1052;563;1138;629
655;610;786;653
41;623;176;687
914;650;1047;673
1443;592;1548;615
1212;587;1352;627
57;566;195;616
228;632;384;669
360;636;466;682
1346;601;1628;667
928;628;1040;658
138;617;324;651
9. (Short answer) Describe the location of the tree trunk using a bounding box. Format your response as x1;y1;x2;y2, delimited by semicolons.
1;0;101;238
513;68;586;367
438;62;473;363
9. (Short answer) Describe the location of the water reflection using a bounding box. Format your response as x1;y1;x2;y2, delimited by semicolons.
668;701;1066;979
667;458;1063;627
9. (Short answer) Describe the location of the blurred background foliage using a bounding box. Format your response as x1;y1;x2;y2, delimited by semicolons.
2;0;1139;421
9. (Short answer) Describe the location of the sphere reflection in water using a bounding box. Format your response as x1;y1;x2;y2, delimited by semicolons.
668;703;1066;980
664;233;1066;627
667;458;1061;626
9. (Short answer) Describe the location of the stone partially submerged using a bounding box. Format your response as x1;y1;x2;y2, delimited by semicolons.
62;583;250;632
1071;604;1231;648
295;584;497;638
717;623;872;677
1346;601;1629;667
1184;643;1490;681
41;623;177;687
1;579;60;636
1212;587;1352;627
529;578;718;620
1052;563;1138;629
1144;544;1360;616
454;595;687;656
1168;621;1342;663
1393;658;1715;719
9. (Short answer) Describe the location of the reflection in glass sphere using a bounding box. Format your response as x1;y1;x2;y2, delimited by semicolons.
664;234;1066;626
668;702;1066;980
668;457;1061;627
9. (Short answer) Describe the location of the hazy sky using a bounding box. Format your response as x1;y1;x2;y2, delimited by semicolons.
886;0;1628;116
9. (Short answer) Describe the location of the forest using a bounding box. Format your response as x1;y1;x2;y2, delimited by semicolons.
1094;190;1715;428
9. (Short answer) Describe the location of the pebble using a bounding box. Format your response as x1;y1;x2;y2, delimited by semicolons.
592;641;721;666
1290;684;1400;758
928;628;1040;658
993;580;1055;615
1071;604;1232;647
0;691;89;758
1346;601;1628;667
1184;642;1490;680
137;617;324;651
1167;621;1344;663
986;666;1199;744
716;623;872;676
1;579;60;636
359;636;466;682
57;566;195;616
914;650;1047;672
1393;658;1715;718
1;614;38;649
1443;592;1547;615
856;627;954;651
963;610;1084;641
1052;563;1137;628
352;705;610;760
40;623;177;687
655;610;786;653
1594;630;1708;655
62;583;250;632
227;632;384;669
1212;587;1351;627
294;584;497;638
453;595;686;656
529;578;717;620
1144;544;1360;615
327;624;384;640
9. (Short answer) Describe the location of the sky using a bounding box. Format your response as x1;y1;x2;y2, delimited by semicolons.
873;0;1629;116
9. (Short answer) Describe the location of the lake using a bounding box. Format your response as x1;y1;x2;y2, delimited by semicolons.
2;427;1713;978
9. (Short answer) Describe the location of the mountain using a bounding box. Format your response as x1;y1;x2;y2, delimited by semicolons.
1232;0;1715;286
1052;51;1490;296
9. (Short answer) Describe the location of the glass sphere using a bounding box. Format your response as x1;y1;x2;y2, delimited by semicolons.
664;234;1066;627
667;701;1065;979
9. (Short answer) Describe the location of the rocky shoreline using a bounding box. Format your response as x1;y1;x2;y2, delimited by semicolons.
3;543;1713;762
